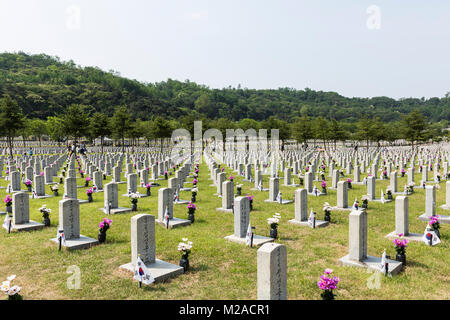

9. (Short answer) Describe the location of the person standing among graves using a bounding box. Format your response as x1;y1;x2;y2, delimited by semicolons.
28;147;33;157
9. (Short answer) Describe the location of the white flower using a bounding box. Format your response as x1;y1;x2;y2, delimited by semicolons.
1;281;10;292
7;275;16;281
182;238;188;242
7;285;21;296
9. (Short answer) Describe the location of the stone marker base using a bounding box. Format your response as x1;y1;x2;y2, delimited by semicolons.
122;193;148;198
94;189;104;193
99;207;132;214
329;206;353;212
12;189;28;193
180;187;192;192
120;259;184;283
45;182;58;185
9;220;45;232
174;199;190;205
251;188;269;191
386;231;423;242
439;204;450;211
31;194;53;199
339;254;403;275
307;192;326;197
50;235;99;250
352;181;365;185
264;199;293;205
78;199;89;204
285;184;301;187
365;197;393;203
114;181;126;184
216;207;233;213
288;219;329;228
156;217;191;229
224;234;274;247
418;213;450;224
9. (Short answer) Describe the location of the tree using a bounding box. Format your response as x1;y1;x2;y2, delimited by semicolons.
313;117;329;150
292;115;312;144
0;94;26;157
356;117;373;151
111;106;131;153
151;116;173;152
401;110;427;149
29;118;48;147
46;116;65;146
62;104;90;142
328;118;348;149
90;112;111;154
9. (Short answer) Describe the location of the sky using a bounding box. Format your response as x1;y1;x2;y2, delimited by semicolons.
0;0;449;99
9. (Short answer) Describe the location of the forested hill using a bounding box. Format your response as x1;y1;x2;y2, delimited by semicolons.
0;52;449;123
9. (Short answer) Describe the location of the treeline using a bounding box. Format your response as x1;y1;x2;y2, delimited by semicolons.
0;94;448;157
1;52;450;124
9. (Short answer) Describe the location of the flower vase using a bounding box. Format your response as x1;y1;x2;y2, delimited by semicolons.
59;177;63;184
43;217;51;227
250;200;253;211
395;253;406;266
85;181;89;187
146;188;151;196
87;194;93;203
6;206;12;213
237;189;241;196
8;294;23;301
348;183;352;189
270;227;278;239
179;254;189;272
27;185;32;192
132;203;137;211
188;209;195;223
165;174;168;180
53;191;59;196
322;187;327;194
324;212;331;222
98;231;107;243
191;195;196;203
387;193;393;200
321;290;335;300
401;173;405;177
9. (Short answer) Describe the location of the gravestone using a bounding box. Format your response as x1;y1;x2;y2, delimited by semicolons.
419;185;450;224
225;196;274;246
33;174;52;198
9;192;44;231
339;209;402;274
93;170;103;191
257;243;287;300
386;196;422;241
120;214;184;282
100;182;131;214
217;181;233;213
51;199;98;250
156;187;190;228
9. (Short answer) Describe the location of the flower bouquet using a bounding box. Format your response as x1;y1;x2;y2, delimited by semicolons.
24;179;32;192
267;213;281;239
178;238;193;272
246;194;254;210
98;218;112;243
86;188;94;202
39;204;51;226
317;269;339;300
4;195;12;213
187;202;197;223
1;275;22;300
393;234;408;265
130;193;139;211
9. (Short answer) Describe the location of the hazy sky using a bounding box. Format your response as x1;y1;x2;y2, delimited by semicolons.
1;0;449;99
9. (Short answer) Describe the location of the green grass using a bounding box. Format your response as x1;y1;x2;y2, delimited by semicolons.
0;157;449;300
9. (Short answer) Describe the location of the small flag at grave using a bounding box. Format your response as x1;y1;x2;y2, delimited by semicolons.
2;214;11;231
422;228;441;246
134;255;154;286
164;206;170;229
308;209;316;229
245;223;252;247
57;229;66;246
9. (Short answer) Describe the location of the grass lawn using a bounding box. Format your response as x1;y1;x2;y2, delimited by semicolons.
0;155;448;300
